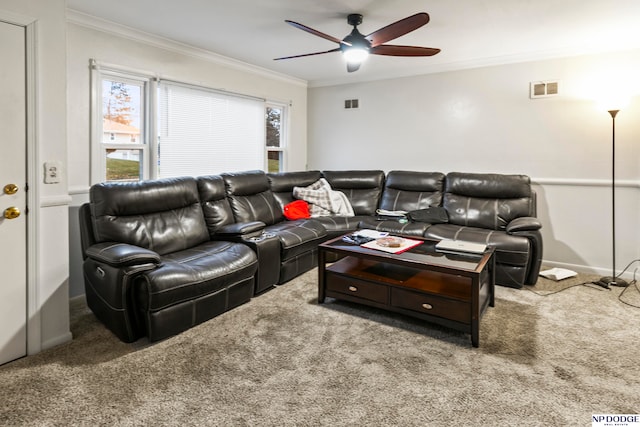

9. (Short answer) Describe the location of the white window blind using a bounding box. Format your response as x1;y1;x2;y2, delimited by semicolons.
158;82;265;178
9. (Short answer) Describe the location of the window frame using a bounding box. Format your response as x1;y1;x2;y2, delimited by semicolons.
90;61;156;184
265;101;288;173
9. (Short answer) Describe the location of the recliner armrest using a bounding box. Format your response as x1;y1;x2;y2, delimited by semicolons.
85;242;161;267
215;221;266;238
506;217;542;233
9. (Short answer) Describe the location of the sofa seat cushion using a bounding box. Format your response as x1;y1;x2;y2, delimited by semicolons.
138;241;257;312
312;215;370;237
264;219;327;260
425;223;530;266
358;218;430;237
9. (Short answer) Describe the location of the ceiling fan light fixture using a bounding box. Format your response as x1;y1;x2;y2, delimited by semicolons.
343;47;369;64
275;12;439;72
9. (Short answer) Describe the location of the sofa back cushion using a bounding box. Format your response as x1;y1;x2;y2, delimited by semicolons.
221;170;285;225
443;172;534;231
321;170;385;216
90;176;209;255
196;175;236;236
267;170;322;209
380;171;445;212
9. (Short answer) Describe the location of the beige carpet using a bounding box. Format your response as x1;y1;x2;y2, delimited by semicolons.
1;269;639;426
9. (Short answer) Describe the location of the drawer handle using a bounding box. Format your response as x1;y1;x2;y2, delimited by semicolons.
348;286;358;292
422;303;433;310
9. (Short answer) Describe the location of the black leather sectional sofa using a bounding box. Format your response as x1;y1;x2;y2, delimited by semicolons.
79;170;543;342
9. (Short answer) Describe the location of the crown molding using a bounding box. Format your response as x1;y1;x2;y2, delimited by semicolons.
66;9;307;88
309;45;640;88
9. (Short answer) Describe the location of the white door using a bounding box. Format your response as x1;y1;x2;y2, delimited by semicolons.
0;20;27;366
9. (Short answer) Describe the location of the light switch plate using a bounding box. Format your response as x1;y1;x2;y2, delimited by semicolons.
44;161;62;184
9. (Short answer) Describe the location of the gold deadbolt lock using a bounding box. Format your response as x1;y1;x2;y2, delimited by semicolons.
3;184;18;195
4;207;20;220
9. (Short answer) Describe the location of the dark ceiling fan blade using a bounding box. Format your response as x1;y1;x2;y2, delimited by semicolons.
274;47;340;61
370;45;440;57
347;62;361;73
285;20;350;46
365;13;430;47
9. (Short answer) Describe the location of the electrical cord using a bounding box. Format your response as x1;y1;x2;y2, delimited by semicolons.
524;281;609;296
524;259;640;306
617;267;640;308
614;258;640;279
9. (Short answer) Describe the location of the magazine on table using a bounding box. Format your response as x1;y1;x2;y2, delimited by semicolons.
361;236;423;254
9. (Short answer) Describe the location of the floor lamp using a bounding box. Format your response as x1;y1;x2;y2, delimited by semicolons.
596;109;629;288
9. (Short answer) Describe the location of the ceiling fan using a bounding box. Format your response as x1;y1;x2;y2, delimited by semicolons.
274;12;441;72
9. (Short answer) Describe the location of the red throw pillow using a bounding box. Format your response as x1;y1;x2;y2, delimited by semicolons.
283;200;310;220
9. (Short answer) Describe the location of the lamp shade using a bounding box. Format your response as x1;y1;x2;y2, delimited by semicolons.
597;93;630;112
594;79;631;111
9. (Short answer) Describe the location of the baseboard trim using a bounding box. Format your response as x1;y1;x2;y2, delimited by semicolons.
40;331;73;352
541;259;635;281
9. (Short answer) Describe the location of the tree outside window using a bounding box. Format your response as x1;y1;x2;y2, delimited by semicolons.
266;105;284;173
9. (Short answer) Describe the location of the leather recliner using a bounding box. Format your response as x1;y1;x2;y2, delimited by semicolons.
221;170;328;284
424;172;543;287
79;169;544;343
79;176;258;342
359;170;446;237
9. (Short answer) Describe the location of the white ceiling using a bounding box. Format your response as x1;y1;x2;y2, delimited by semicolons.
67;0;640;87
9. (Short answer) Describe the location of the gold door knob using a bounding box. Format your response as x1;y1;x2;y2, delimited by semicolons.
3;184;18;195
4;207;20;219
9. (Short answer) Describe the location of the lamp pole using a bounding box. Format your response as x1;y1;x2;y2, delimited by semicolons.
597;109;628;288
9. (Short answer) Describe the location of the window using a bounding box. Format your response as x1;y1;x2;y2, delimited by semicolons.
102;78;146;181
91;62;152;183
91;60;287;183
157;81;265;177
266;104;286;173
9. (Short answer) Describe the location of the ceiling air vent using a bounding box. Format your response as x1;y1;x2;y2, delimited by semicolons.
530;80;559;99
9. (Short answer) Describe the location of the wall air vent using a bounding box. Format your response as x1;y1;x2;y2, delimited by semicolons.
530;80;560;99
344;99;359;109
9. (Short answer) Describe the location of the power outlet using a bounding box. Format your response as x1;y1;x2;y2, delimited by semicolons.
44;161;62;184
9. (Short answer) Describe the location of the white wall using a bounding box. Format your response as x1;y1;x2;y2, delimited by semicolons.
0;0;71;353
308;50;640;277
66;19;308;296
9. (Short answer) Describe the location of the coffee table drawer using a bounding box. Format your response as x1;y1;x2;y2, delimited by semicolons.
390;288;470;324
326;273;388;304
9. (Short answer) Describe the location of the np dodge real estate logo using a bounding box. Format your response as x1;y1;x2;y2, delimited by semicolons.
592;414;640;427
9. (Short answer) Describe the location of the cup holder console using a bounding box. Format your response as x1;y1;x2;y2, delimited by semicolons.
243;231;280;293
247;232;277;243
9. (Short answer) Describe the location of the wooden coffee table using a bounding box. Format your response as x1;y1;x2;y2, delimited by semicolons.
318;234;495;347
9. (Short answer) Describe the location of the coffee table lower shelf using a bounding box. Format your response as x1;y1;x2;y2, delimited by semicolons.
318;255;494;347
